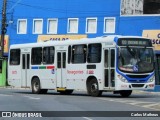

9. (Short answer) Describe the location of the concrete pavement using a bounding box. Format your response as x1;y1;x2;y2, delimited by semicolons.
0;86;160;96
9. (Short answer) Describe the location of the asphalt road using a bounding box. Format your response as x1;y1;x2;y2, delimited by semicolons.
0;88;160;120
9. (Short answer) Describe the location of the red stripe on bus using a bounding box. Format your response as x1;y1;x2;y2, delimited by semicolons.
47;66;55;69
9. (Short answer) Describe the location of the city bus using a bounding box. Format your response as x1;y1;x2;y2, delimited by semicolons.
8;35;155;97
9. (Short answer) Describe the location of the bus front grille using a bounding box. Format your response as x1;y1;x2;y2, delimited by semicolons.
131;84;144;87
126;75;149;79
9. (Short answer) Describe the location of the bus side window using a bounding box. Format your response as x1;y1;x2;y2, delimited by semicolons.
68;46;71;64
31;47;42;65
111;49;115;67
104;50;108;68
72;45;87;64
88;43;102;63
10;49;21;65
43;47;54;64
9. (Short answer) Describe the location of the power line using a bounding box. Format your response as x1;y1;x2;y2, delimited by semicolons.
7;0;118;15
7;0;21;12
6;0;160;23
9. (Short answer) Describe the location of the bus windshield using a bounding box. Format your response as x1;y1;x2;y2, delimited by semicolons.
118;47;154;73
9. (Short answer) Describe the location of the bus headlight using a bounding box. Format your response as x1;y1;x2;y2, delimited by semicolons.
117;74;128;83
148;75;155;83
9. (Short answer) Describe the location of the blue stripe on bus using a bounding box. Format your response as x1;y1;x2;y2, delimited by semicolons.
31;66;39;69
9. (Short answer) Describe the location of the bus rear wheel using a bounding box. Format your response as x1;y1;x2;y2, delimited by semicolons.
120;90;132;97
32;78;44;94
87;78;102;97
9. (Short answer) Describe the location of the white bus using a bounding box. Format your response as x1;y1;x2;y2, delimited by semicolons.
8;35;155;97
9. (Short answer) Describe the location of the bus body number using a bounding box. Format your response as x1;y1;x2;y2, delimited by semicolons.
12;71;17;74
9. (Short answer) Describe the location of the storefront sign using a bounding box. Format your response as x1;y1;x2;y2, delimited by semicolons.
0;35;9;53
37;35;87;42
142;30;160;50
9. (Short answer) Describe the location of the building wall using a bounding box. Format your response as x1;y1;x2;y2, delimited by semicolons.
6;0;119;44
2;0;160;87
4;0;160;47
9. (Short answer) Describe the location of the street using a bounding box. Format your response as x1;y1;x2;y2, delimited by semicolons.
0;88;160;120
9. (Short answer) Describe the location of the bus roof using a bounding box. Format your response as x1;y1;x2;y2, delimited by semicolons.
10;35;148;49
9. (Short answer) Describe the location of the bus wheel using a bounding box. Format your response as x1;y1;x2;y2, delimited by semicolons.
120;90;132;97
87;78;102;97
31;78;41;94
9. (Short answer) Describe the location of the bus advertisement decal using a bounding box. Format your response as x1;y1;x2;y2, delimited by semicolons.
31;66;39;69
47;66;55;69
67;70;84;75
39;66;46;69
31;66;55;70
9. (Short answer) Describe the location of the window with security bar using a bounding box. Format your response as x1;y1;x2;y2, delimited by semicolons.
121;0;160;15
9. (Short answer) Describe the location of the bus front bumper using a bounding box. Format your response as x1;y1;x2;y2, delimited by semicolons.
117;82;155;90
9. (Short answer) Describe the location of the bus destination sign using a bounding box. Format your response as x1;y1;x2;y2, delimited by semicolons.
118;38;152;47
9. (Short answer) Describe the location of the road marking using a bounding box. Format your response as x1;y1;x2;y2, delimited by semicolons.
98;98;160;111
23;95;40;100
129;101;155;105
0;94;13;97
83;117;93;120
142;103;160;108
99;98;136;103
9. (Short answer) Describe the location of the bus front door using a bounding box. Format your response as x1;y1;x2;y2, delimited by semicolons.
104;48;115;89
21;53;30;87
56;51;66;88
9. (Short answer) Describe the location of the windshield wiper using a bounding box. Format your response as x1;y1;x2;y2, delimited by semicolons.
126;46;135;57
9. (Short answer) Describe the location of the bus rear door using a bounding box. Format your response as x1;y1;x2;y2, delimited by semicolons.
56;51;67;89
21;51;30;88
104;48;115;89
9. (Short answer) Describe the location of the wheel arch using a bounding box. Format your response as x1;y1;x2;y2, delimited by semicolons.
31;76;40;85
86;76;102;97
86;76;98;87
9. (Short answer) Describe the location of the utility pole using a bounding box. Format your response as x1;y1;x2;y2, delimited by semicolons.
0;0;7;58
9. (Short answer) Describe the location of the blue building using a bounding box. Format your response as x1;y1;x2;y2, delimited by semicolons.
1;0;160;90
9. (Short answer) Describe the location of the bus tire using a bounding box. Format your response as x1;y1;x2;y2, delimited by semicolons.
87;78;102;97
31;78;41;94
120;90;132;97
